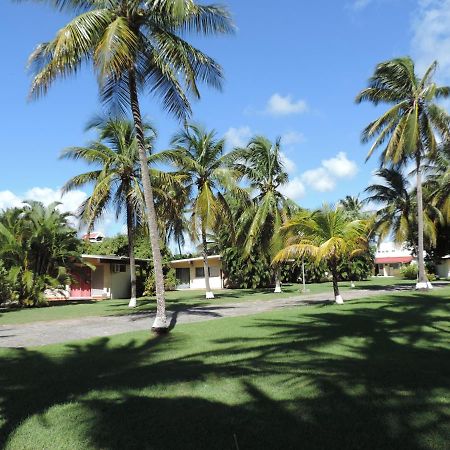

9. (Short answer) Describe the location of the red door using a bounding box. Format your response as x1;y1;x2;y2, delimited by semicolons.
70;268;91;298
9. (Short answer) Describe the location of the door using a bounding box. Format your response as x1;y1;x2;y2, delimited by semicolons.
176;268;190;289
70;267;92;298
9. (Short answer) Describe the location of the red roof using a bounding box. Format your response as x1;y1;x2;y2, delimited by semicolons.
375;256;413;264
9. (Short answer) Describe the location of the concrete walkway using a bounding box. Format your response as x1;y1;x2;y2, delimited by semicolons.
0;286;441;348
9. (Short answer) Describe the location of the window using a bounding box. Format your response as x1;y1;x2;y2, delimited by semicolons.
209;266;219;277
112;264;126;273
195;267;205;278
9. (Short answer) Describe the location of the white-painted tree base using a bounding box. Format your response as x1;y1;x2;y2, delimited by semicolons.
274;286;282;293
205;291;215;299
416;281;433;290
128;297;137;308
350;281;355;288
151;315;168;330
335;295;344;305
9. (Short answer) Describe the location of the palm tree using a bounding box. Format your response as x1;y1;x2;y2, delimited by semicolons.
61;116;157;308
157;124;237;299
356;57;450;289
274;206;369;304
25;0;234;330
338;195;364;220
228;136;294;293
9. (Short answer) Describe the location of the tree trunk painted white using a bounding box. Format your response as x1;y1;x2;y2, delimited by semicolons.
274;269;282;293
335;294;344;304
202;226;214;299
415;157;430;290
128;70;168;331
350;281;355;288
331;263;343;304
127;201;137;308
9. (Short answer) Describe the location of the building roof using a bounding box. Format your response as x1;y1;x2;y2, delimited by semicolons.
375;256;413;264
170;255;221;264
81;254;151;263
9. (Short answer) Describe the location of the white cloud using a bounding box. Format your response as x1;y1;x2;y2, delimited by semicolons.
322;151;358;178
411;0;450;79
265;93;308;116
279;151;297;174
0;191;22;210
281;131;305;146
279;177;306;201
24;187;87;215
224;126;252;149
300;152;358;193
301;168;336;192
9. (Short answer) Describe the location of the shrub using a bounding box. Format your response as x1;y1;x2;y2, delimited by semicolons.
0;261;14;304
426;272;437;282
400;264;418;279
143;268;177;296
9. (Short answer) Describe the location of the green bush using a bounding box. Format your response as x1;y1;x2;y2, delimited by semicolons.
400;264;418;279
426;272;437;282
0;261;14;304
143;268;177;296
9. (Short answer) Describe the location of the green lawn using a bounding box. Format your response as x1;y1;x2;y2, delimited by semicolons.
0;277;417;325
0;287;449;449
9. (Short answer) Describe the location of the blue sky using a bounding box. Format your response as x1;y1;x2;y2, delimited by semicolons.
1;0;449;238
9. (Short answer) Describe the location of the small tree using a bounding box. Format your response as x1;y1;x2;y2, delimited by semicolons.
274;205;369;304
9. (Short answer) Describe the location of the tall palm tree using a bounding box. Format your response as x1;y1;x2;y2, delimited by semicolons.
157;124;237;299
61;116;157;308
356;57;450;289
25;0;234;330
228;136;294;292
274;206;369;304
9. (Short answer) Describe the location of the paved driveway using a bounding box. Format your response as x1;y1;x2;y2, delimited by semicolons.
0;287;442;348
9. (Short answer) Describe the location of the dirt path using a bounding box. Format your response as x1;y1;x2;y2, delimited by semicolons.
0;287;441;348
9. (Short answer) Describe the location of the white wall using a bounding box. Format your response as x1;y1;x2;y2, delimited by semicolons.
171;258;223;290
111;265;131;299
437;260;450;279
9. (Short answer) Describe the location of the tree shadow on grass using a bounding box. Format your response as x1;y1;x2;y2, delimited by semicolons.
0;291;449;449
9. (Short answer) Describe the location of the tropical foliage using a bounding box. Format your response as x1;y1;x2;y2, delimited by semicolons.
0;202;83;306
27;0;234;329
274;206;369;303
356;57;450;287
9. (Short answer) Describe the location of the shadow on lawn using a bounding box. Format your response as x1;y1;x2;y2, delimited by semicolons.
0;291;449;449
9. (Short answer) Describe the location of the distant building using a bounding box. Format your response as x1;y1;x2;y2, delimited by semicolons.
170;255;224;290
45;254;149;301
82;231;105;243
374;242;415;277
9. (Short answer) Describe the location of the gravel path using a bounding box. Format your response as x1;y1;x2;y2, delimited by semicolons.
0;286;440;348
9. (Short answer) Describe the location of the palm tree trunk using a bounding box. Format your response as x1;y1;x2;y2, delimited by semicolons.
331;263;343;304
128;69;168;330
126;201;137;308
415;156;431;290
202;225;214;299
274;267;282;293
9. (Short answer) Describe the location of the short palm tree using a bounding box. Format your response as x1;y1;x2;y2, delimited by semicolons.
338;195;364;219
356;57;450;289
228;136;294;292
274;206;369;304
61;117;157;307
157;124;237;299
25;0;234;330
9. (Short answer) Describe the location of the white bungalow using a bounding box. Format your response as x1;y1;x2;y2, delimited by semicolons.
170;255;224;290
45;254;149;301
374;242;415;277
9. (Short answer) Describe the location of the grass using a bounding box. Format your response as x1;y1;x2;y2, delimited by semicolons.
0;287;449;449
0;277;417;325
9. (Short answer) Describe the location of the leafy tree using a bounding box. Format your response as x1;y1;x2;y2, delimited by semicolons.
356;57;450;289
275;205;369;303
228;136;296;292
26;0;234;329
338;195;364;220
